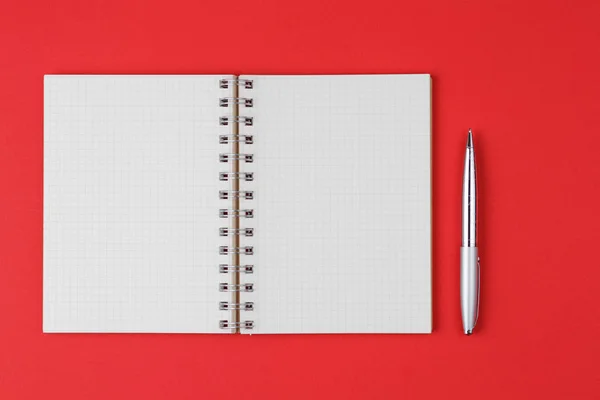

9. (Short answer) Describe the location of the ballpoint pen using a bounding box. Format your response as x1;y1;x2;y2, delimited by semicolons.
461;129;480;335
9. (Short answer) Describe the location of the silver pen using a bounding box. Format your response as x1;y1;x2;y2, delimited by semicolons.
461;129;480;335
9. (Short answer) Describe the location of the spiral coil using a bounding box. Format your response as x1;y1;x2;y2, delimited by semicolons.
220;153;254;163
219;283;254;292
219;209;254;218
219;134;253;145
219;301;254;311
219;78;253;89
219;190;254;200
219;78;254;331
219;320;254;330
220;97;253;107
220;116;253;126
219;246;254;255
219;227;254;237
219;264;254;274
219;171;254;182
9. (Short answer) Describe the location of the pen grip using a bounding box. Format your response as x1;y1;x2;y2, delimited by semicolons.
460;247;479;334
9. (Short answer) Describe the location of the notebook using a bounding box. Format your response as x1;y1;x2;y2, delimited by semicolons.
43;74;432;334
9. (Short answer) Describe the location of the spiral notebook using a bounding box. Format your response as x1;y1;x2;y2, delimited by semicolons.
43;74;432;334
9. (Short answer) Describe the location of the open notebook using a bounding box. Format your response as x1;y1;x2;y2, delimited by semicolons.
43;74;432;334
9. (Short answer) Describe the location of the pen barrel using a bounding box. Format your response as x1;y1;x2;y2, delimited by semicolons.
460;246;479;334
462;147;477;247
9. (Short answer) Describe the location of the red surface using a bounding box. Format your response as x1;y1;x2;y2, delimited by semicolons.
1;0;600;398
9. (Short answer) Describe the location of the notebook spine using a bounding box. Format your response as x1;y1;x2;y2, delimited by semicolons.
218;77;254;332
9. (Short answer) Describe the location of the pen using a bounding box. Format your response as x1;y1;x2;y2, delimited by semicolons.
461;129;480;335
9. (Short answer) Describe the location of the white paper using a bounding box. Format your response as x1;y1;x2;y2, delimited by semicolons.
240;75;432;333
43;75;232;333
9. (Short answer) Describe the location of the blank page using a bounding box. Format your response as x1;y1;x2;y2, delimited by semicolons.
44;75;231;333
240;75;431;333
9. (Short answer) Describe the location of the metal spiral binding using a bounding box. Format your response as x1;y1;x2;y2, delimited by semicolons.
220;116;253;126
219;78;253;89
219;301;254;311
219;77;254;331
220;227;254;237
220;134;253;144
219;172;253;182
219;283;254;292
219;246;253;255
220;153;254;163
219;190;254;200
219;264;254;273
220;97;253;107
219;320;254;330
219;209;254;218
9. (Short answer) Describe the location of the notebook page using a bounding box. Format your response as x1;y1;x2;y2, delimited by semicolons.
240;75;431;334
44;75;231;333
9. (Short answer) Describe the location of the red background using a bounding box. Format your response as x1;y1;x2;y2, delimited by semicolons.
1;0;599;398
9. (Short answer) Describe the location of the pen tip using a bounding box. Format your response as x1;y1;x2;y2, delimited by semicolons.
465;330;473;335
467;129;473;148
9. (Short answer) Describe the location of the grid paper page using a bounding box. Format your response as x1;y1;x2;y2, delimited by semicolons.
44;75;231;333
240;75;431;334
